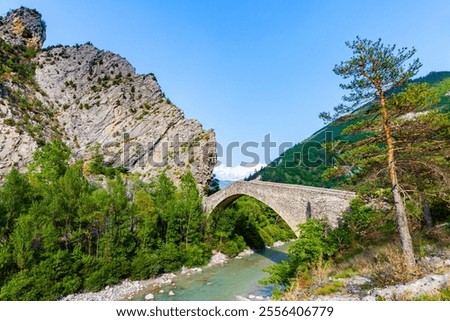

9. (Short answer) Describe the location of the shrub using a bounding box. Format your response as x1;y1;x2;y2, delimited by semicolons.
182;243;212;267
315;281;345;296
0;250;82;300
372;245;424;286
157;243;182;273
217;236;246;257
130;250;162;280
84;256;130;292
261;219;338;287
343;198;380;240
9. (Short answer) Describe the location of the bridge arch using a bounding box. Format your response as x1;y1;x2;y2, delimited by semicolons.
203;180;355;236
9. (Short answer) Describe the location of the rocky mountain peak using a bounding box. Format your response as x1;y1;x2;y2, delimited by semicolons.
0;8;216;191
0;6;46;49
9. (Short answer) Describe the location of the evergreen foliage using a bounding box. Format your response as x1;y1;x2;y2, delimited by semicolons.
0;141;294;300
0;38;38;83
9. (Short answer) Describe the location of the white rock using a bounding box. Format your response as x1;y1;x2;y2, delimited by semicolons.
168;291;175;296
238;249;254;257
208;252;228;267
273;241;285;247
145;293;154;301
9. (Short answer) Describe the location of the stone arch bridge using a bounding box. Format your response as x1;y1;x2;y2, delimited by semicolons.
203;181;355;236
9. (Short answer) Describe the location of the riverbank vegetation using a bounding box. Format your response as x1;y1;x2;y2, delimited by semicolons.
0;141;293;300
262;200;450;300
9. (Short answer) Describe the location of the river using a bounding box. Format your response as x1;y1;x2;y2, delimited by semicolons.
134;243;289;301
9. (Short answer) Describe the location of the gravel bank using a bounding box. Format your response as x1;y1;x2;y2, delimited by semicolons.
62;251;231;301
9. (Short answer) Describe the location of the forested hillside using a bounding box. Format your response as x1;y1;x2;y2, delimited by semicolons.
0;141;294;300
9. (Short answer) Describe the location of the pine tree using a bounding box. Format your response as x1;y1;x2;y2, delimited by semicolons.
321;37;421;266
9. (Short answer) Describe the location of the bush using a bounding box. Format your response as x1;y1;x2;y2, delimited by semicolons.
157;243;182;273
372;245;424;286
84;256;130;292
217;236;247;257
130;250;162;280
288;220;336;268
0;251;82;300
343;198;380;240
182;243;212;267
261;219;338;287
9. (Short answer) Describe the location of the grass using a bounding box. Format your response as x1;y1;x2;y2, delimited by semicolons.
371;244;426;286
315;281;345;296
333;267;358;279
413;287;450;301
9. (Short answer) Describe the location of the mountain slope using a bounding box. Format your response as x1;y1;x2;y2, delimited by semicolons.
0;7;216;189
248;71;450;188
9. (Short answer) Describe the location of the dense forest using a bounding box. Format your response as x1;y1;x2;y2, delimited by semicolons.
0;140;294;300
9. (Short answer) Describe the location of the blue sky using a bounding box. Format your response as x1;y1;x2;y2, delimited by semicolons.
2;1;450;179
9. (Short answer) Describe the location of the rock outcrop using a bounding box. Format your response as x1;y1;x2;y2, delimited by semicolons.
0;7;46;49
0;7;216;189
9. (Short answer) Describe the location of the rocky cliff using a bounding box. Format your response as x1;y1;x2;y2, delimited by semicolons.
0;7;216;190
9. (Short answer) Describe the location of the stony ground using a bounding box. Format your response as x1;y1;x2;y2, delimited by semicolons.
296;250;450;301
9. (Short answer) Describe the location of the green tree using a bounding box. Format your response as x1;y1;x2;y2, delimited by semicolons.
321;37;421;266
261;219;336;287
0;168;33;239
45;163;92;250
388;84;450;226
11;214;35;270
176;171;204;247
324;82;450;228
29;139;71;184
207;174;220;195
133;189;158;248
152;172;177;243
101;177;134;259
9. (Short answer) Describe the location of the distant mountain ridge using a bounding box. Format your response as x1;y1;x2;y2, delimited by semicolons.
248;71;450;188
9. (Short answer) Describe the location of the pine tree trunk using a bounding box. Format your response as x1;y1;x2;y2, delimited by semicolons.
421;192;433;228
378;91;416;267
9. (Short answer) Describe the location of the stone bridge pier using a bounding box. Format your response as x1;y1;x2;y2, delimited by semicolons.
203;180;355;236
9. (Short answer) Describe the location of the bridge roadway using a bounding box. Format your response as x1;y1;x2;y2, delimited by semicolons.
203;180;355;236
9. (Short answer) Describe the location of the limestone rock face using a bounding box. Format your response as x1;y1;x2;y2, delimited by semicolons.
0;7;216;190
0;7;46;49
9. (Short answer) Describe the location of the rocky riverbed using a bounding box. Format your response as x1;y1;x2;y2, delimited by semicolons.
62;245;450;301
61;251;231;301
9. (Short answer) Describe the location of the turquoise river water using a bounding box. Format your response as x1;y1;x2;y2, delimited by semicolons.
134;243;289;301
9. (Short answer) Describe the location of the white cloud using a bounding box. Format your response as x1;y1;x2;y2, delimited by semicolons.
213;163;265;181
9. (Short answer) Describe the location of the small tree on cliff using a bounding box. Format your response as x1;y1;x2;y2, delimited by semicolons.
320;37;421;267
